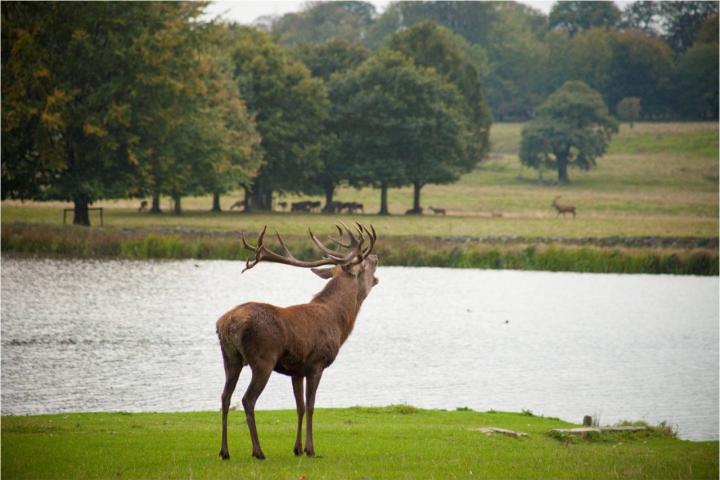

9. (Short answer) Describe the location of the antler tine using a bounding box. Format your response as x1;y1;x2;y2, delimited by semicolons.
275;230;300;261
241;226;268;273
328;224;352;249
309;228;358;262
355;223;377;261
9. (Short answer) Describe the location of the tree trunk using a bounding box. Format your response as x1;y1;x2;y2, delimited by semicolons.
557;152;570;185
250;179;269;211
243;185;253;213
378;182;389;215
172;193;182;215
150;191;162;214
72;194;91;226
211;192;222;212
323;182;334;212
412;181;422;213
263;190;273;211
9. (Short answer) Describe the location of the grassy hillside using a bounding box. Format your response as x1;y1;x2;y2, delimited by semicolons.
2;122;717;273
2;407;718;479
3;122;717;234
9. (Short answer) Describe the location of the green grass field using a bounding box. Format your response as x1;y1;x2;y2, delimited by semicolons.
3;122;717;240
2;407;717;479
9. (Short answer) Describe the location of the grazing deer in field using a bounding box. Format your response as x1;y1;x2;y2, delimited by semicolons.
216;223;378;460
277;201;288;211
138;200;148;213
230;200;245;211
552;196;576;218
428;206;446;215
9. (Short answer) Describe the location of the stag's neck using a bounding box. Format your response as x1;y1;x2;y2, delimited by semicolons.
311;275;362;343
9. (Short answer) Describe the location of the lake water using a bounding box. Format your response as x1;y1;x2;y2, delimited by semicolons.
1;256;718;440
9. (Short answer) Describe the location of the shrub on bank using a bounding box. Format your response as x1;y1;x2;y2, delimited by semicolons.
2;224;717;275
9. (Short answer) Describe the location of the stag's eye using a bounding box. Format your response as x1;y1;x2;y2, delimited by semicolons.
373;277;379;285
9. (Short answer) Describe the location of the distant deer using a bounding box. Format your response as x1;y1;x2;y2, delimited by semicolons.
552;196;576;218
405;207;423;215
277;201;288;211
138;200;148;212
428;206;446;215
216;223;378;460
230;200;245;211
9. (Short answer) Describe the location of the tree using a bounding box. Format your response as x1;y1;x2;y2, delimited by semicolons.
271;1;376;46
558;28;614;96
549;1;621;36
657;1;719;53
294;40;370;208
616;97;642;127
520;81;618;184
672;34;719;119
1;2;207;225
330;49;471;214
229;26;328;210
607;29;673;117
388;22;490;211
484;3;551;119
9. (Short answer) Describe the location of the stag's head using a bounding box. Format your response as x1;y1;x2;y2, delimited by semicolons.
241;222;378;299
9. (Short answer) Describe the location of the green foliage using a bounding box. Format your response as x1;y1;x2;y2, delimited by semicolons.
549;1;621;36
673;42;719;119
3;223;717;275
229;26;328;209
292;39;370;82
520;81;618;183
271;1;376;46
329;48;472;212
1;3;202;222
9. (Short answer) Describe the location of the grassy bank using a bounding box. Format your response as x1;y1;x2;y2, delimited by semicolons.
2;223;717;275
2;407;717;479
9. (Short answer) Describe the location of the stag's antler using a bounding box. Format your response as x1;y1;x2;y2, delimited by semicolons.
241;223;376;273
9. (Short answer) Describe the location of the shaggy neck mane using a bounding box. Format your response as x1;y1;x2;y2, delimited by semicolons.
311;274;361;342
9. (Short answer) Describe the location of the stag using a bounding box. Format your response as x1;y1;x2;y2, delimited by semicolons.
229;200;245;211
552;196;576;218
138;200;148;213
428;206;446;215
216;223;378;460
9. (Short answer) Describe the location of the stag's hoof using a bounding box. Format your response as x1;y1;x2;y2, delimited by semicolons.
219;450;230;460
252;451;266;460
304;448;315;458
294;446;303;456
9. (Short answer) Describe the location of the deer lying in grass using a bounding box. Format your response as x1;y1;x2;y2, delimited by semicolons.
216;222;378;460
552;196;576;218
428;206;446;215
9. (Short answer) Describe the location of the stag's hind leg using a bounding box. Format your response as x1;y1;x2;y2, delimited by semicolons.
219;344;243;460
242;363;273;460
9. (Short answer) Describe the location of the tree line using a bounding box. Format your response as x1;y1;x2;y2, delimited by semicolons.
2;1;717;225
269;1;718;120
2;3;490;224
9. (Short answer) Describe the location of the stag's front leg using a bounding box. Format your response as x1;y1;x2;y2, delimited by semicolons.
292;376;305;456
304;370;324;457
242;364;272;460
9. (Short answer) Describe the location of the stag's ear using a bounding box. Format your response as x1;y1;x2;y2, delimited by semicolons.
311;267;335;279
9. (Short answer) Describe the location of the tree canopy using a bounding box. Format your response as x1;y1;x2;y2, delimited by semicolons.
520;81;618;184
329;49;471;214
